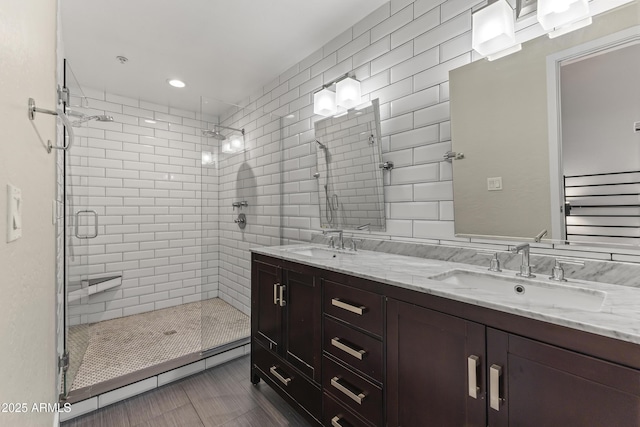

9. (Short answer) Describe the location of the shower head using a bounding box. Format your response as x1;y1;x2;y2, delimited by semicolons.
202;129;226;140
316;140;327;150
71;114;114;126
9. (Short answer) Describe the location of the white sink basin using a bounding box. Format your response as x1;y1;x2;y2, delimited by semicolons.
429;269;606;312
284;246;355;260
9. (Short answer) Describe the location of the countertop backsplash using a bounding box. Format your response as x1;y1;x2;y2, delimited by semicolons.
309;233;640;289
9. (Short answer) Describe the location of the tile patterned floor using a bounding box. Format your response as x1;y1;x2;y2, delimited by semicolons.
67;299;250;391
62;356;312;427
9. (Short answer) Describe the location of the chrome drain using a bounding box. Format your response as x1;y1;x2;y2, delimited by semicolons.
514;285;526;295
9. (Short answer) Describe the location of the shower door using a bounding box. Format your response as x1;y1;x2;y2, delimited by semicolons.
61;60;103;396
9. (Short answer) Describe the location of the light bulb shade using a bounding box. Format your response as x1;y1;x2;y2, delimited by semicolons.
201;151;214;165
336;77;362;110
537;0;589;31
472;0;517;57
230;134;244;151
221;142;233;154
313;88;337;116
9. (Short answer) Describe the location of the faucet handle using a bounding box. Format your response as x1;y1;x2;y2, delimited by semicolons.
549;258;584;281
327;236;335;249
350;239;364;251
476;251;502;272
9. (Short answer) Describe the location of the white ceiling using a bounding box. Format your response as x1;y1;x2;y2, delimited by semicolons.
61;0;387;116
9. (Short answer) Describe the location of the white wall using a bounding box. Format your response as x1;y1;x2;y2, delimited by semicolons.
0;0;59;425
215;0;480;312
66;90;220;324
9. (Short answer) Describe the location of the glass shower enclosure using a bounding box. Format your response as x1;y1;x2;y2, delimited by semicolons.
59;62;253;398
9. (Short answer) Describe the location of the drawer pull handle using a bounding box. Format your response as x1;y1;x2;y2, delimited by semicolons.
331;376;365;405
331;337;366;360
331;298;366;315
269;365;291;386
490;364;503;411
279;284;286;307
331;416;348;427
468;355;480;399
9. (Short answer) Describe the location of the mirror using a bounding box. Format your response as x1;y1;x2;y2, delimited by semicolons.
450;2;640;246
314;99;386;231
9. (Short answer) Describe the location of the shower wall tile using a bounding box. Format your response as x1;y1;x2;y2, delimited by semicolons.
66;91;219;325
214;0;481;314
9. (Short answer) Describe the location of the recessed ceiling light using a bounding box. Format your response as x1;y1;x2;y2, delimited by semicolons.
168;79;186;88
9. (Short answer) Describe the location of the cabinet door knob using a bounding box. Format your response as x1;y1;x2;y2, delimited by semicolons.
331;338;366;360
269;365;291;386
468;355;480;399
331;298;366;315
490;364;503;411
330;376;366;405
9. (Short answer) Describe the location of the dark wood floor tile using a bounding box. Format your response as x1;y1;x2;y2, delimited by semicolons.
241;381;312;427
62;402;130;427
124;382;191;426
191;392;258;427
135;403;204;427
215;406;284;427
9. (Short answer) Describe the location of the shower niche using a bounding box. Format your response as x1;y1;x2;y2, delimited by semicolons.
314;98;386;231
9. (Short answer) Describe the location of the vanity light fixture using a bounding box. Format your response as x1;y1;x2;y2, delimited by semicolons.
229;133;245;152
201;151;214;165
314;88;337;117
538;0;591;38
314;74;363;117
472;0;522;61
335;77;362;110
221;141;233;154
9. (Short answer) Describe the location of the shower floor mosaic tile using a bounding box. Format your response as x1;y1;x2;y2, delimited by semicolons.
67;298;250;391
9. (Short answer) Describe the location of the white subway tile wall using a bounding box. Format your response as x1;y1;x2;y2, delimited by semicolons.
213;0;477;313
65;91;220;325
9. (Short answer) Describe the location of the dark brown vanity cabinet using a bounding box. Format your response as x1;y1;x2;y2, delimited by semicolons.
386;298;640;427
252;254;640;427
386;299;486;427
487;329;640;427
251;254;322;424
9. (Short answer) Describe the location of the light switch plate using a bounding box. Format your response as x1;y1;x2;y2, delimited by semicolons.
487;177;503;191
7;184;22;242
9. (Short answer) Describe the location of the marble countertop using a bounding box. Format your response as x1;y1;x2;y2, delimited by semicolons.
252;244;640;345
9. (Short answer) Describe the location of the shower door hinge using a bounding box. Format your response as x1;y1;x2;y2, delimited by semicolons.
57;85;70;105
58;351;69;373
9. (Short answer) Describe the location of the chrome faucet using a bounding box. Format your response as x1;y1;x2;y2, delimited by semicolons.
323;229;344;249
511;243;535;278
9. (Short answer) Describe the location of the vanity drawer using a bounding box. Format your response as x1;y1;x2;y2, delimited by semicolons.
323;280;383;337
323;392;373;427
322;355;382;426
253;344;321;421
323;316;383;383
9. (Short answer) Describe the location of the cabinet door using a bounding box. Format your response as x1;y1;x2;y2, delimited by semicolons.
488;328;640;427
387;299;487;427
283;269;321;382
252;260;282;352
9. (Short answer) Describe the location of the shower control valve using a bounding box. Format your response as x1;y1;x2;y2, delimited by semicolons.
234;213;247;230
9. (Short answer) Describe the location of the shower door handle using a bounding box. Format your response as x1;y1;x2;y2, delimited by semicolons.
75;210;98;239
